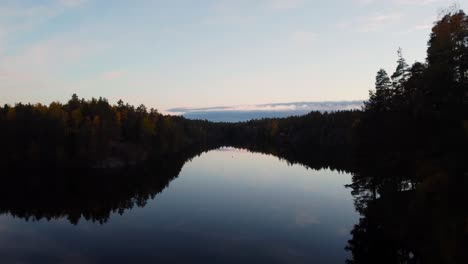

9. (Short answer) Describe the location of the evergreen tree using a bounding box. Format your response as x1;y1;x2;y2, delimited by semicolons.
391;48;411;96
426;9;468;114
365;69;393;112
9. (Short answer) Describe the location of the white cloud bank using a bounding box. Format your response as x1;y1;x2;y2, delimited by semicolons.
167;100;364;122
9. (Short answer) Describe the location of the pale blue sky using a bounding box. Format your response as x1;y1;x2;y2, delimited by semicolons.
0;0;461;111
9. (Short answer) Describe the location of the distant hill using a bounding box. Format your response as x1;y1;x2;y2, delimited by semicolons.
167;101;364;122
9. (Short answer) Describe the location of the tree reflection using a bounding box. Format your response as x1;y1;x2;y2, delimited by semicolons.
345;151;468;264
0;138;465;263
0;146;217;224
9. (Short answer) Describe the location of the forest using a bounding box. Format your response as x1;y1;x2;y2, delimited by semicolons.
0;92;361;169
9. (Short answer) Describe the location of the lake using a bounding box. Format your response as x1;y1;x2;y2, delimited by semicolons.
0;148;359;264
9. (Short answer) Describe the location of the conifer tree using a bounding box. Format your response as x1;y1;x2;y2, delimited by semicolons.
391;48;411;96
366;69;393;112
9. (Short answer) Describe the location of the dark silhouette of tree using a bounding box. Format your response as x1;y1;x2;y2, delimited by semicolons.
365;69;393;112
391;48;411;95
425;9;468;121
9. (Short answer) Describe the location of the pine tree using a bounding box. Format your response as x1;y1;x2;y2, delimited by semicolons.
365;69;393;112
391;48;411;96
426;9;468;114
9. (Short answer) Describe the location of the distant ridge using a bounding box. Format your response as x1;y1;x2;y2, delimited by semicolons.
167;101;363;122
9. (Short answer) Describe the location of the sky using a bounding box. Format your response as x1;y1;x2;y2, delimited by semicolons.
0;0;462;112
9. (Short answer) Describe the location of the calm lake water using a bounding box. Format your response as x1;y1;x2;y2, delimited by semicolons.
0;148;359;264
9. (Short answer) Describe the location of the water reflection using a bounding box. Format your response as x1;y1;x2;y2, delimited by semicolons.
1;146;466;263
1;154;187;224
345;151;468;264
0;148;357;264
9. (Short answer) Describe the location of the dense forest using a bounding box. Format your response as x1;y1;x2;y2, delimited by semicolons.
0;95;229;168
0;94;360;170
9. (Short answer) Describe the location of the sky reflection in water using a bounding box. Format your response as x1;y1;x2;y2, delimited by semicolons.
0;148;358;264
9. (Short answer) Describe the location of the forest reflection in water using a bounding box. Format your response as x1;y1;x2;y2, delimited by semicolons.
1;147;357;264
0;146;466;264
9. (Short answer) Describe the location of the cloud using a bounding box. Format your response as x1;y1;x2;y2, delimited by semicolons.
392;0;442;5
360;13;403;32
204;0;305;27
167;101;363;122
0;0;86;54
268;0;304;10
412;24;432;30
338;12;403;32
0;0;84;26
0;221;92;264
59;0;87;8
354;0;376;4
0;4;58;40
101;70;125;81
169;101;363;113
202;14;256;25
398;23;433;34
214;0;304;12
0;0;105;97
354;0;443;5
204;1;259;25
291;30;318;46
294;211;320;227
2;35;101;69
0;33;105;96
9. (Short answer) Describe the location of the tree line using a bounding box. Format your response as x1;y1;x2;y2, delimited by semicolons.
0;8;466;173
0;95;226;168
